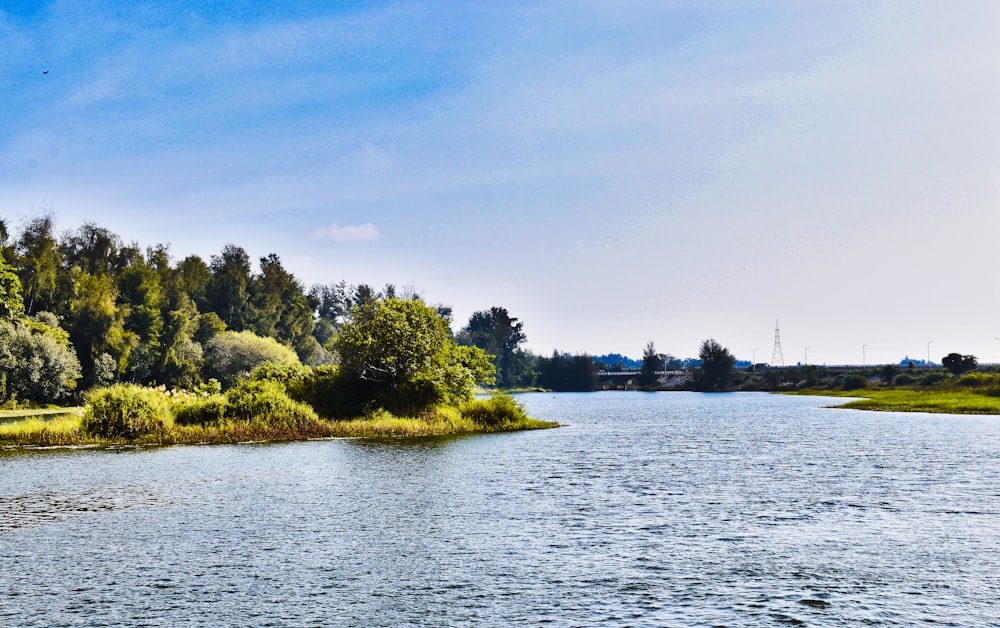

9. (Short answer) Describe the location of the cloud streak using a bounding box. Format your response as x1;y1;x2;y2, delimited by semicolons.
312;222;381;243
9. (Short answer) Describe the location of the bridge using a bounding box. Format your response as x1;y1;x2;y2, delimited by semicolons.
596;370;689;378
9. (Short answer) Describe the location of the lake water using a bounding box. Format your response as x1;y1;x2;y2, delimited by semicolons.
2;391;999;626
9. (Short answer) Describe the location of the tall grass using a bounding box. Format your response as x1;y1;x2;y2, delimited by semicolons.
0;412;87;446
0;388;557;448
798;387;1000;414
834;389;1000;414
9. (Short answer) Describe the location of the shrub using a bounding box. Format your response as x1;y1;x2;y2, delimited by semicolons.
460;393;530;427
0;319;81;405
203;330;300;388
224;380;319;428
289;365;362;419
955;373;998;388
894;374;917;386
249;361;311;385
173;394;229;425
842;374;868;391
82;384;172;439
921;372;949;388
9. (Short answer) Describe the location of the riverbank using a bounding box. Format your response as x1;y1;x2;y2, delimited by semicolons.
0;400;558;449
793;388;1000;414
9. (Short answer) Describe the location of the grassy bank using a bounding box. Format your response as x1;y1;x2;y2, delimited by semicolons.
0;394;557;449
795;388;1000;415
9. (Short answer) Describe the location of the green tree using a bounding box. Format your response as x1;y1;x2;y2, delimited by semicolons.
309;281;352;329
67;273;136;387
203;330;300;388
117;262;164;382
60;222;124;277
880;363;900;386
457;307;528;388
696;339;736;392
942;353;977;376
637;341;661;390
156;294;204;389
208;244;255;331
252;253;314;354
13;214;61;315
0;255;25;321
176;254;212;313
536;352;597;391
0;316;81;404
335;298;494;414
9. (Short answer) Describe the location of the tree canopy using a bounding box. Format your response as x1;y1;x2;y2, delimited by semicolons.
696;339;736;392
334;298;494;414
637;341;661;390
942;353;977;376
458;306;529;388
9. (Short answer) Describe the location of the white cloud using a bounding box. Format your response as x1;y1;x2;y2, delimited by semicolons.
311;222;381;243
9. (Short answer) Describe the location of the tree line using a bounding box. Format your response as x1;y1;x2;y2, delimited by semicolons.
0;215;584;405
1;215;748;405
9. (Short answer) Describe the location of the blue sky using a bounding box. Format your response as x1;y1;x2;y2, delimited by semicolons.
3;1;999;365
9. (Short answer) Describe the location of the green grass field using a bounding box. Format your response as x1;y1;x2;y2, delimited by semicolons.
796;388;1000;414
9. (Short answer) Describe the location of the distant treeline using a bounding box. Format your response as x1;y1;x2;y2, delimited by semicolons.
1;215;627;404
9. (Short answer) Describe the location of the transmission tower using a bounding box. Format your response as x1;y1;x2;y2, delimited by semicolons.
771;319;785;367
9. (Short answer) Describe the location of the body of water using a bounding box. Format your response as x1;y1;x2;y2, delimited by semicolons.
2;392;999;626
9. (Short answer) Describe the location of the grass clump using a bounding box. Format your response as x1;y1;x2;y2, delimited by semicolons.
172;394;229;425
460;392;534;428
81;384;172;439
223;380;319;428
0;411;86;446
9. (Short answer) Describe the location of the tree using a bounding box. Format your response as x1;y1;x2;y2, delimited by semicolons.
208;244;255;331
117;262;164;382
67;272;136;387
0;255;25;321
13;214;61;315
156;294;203;389
696;338;736;392
637;341;661;390
880;364;900;386
0;316;81;404
203;330;300;388
335;298;494;414
536;351;597;391
61;222;124;277
251;253;314;355
942;353;977;376
176;254;212;313
458;307;528;388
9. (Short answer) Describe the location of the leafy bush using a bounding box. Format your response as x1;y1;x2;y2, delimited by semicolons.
460;393;530;427
173;394;229;425
0;319;81;405
842;374;868;391
894;374;917;386
955;373;998;388
290;364;395;419
82;384;172;439
249;361;311;385
224;380;319;428
203;330;300;388
921;372;949;387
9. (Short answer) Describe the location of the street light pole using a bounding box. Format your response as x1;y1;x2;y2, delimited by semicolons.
863;344;868;367
804;347;810;365
752;348;757;372
927;340;934;368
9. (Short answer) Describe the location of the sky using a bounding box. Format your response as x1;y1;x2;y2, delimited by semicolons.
2;0;999;365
